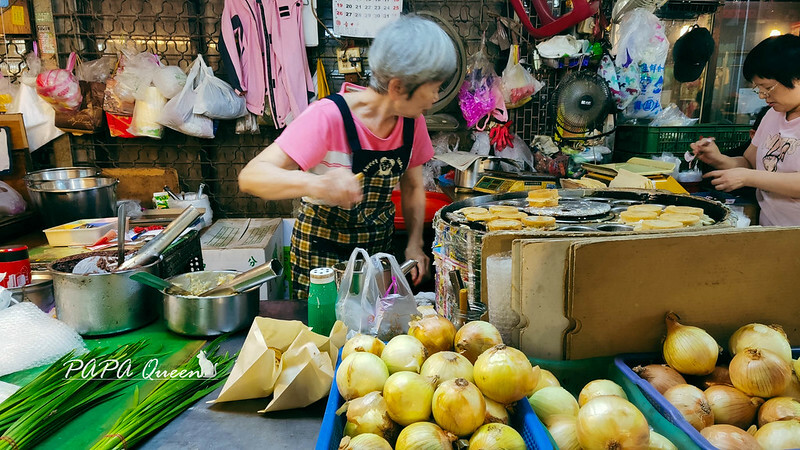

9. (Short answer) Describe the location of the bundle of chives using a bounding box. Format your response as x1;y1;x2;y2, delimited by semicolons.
0;341;152;450
91;342;236;450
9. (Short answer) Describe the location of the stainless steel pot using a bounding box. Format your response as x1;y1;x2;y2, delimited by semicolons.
161;270;260;337
8;271;54;312
49;252;161;335
27;177;118;227
454;156;522;189
23;167;102;185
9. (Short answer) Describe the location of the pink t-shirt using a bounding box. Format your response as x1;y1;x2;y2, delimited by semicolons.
751;108;800;226
275;84;434;175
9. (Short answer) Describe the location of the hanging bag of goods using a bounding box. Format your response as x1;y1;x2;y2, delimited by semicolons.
35;52;83;112
192;56;247;120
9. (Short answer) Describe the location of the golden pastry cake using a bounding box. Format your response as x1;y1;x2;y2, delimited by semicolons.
619;210;659;223
664;205;704;217
522;215;556;229
626;204;664;214
458;206;488;216
658;212;701;226
465;211;495;222
637;219;685;230
527;189;560;200
488;205;521;215
496;210;529;220
486;219;523;231
528;198;559;208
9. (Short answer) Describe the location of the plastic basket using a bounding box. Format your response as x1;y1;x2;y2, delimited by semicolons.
315;348;554;450
614;348;800;449
530;355;702;450
614;124;751;155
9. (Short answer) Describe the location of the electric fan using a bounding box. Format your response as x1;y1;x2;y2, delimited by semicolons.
549;71;614;142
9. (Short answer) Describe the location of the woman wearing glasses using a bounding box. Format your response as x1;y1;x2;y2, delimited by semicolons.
691;34;800;226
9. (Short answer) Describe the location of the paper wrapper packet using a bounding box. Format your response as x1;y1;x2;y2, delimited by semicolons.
209;317;347;412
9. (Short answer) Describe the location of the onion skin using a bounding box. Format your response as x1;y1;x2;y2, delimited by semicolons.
528;386;580;426
483;396;510;424
753;420;800;449
336;352;389;400
473;344;537;405
546;415;581;450
431;378;486;437
395;422;456;450
532;368;561;393
578;379;627;406
408;314;456;354
343;391;397;441
382;372;435;426
454;320;503;363
729;323;792;364
380;334;428;374
780;371;800;401
704;385;763;429
633;364;687;394
729;348;792;398
468;423;526;450
693;366;732;390
341;334;385;361
662;312;720;376
339;433;393;450
649;430;678;450
700;424;762;450
757;396;800;427
576;396;650;450
663;384;714;431
419;351;473;387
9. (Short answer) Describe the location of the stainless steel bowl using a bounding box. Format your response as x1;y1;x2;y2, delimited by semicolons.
27;177;118;227
8;271;54;312
49;252;161;336
23;167;101;185
161;270;260;337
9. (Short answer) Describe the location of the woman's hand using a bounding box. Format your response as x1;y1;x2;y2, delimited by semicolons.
315;168;363;208
704;168;753;192
690;138;724;167
404;245;430;286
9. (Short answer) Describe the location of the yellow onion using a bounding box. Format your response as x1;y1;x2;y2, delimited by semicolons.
528;386;579;426
757;396;800;427
578;379;627;406
700;424;762;450
662;312;720;376
729;323;792;364
342;391;397;441
649;430;677;450
532;368;561;393
633;364;687;394
704;385;763;429
696;366;732;390
420;351;473;386
795;358;800;378
338;433;392;450
336;352;389;400
576;396;650;449
780;372;800;401
380;334;427;374
547;415;581;450
408;314;456;354
395;422;456;450
663;384;714;431
753;419;800;449
483;396;510;424
467;423;525;449
341;334;385;361
454;320;503;363
473;344;537;404
431;378;486;437
729;347;791;398
382;371;436;426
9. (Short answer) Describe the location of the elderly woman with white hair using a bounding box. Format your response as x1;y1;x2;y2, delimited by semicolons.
239;15;458;300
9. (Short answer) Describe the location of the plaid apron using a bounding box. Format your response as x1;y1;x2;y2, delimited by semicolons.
291;93;414;299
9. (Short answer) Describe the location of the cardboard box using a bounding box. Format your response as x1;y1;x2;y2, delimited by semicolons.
482;227;800;360
200;218;284;300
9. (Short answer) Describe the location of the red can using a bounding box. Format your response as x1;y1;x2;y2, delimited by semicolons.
0;245;31;288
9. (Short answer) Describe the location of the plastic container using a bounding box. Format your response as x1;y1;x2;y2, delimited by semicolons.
391;190;451;230
614;348;800;450
0;245;31;288
43;218;116;246
315;348;554;450
308;267;337;336
531;355;702;450
614;124;751;155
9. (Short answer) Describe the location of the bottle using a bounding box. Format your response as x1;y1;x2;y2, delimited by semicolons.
0;245;31;288
308;267;338;335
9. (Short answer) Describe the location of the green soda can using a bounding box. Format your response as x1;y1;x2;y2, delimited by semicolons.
308;267;337;335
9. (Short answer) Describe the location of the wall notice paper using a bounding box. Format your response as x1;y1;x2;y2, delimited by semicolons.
333;0;402;38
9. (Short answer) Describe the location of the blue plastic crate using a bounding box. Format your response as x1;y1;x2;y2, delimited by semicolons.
315;348;554;450
615;348;800;450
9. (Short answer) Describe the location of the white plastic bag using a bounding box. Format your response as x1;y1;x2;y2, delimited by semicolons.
128;86;167;138
501;45;542;109
10;84;64;151
158;56;214;138
153;65;187;99
193;56;247;120
0;181;25;216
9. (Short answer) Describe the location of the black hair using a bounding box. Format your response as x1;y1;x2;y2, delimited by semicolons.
752;106;770;130
743;34;800;88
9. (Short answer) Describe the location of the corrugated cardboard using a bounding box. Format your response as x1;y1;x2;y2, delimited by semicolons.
200;218;284;300
483;227;800;360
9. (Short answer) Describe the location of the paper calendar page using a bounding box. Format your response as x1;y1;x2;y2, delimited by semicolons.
333;0;403;38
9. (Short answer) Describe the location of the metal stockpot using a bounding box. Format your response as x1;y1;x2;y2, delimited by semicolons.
8;271;54;312
161;270;261;337
49;252;161;335
27;177;118;227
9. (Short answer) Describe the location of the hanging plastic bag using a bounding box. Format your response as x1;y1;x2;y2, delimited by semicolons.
0;181;25;216
35;52;82;112
458;36;507;129
54;80;106;135
501;45;542;109
193;55;247;120
74;56;116;83
128;86;167;138
9;83;64;151
235;113;260;134
371;253;418;341
152;65;187;99
335;248;383;337
20;46;41;87
159;55;214;138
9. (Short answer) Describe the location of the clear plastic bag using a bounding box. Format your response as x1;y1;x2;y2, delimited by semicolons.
128;86;166;138
501;45;542;109
650;103;698;126
75;56;116;83
235;113;260;134
193;56;247;120
0;76;17;113
36;52;82;112
158;55;214;138
152;65;187;99
458;37;507;129
9;83;64;151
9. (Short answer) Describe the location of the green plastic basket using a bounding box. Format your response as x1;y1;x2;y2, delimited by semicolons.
529;356;702;450
614;124;751;155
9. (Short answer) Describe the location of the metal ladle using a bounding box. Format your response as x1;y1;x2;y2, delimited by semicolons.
129;271;193;296
198;259;283;297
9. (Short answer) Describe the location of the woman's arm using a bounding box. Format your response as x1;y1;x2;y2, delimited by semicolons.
707;167;800;198
398;165;430;284
692;140;755;170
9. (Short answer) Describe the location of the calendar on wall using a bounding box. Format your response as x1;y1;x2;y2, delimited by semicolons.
332;0;403;38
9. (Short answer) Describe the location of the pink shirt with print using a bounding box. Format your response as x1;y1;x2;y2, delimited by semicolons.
752;107;800;226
